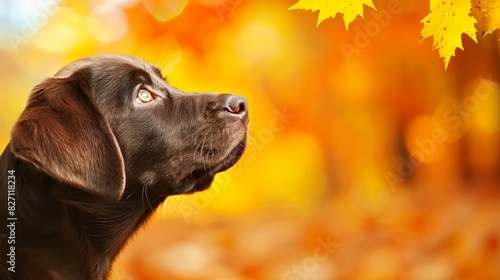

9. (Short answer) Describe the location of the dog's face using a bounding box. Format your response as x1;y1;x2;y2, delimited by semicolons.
11;54;248;199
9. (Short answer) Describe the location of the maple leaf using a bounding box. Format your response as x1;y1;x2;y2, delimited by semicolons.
289;0;375;30
480;0;500;35
420;0;478;70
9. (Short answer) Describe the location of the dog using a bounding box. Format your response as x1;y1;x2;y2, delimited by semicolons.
0;54;248;279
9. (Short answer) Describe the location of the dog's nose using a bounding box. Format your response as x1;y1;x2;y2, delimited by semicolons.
219;94;248;123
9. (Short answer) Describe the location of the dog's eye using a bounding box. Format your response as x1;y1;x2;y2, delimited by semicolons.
136;89;154;104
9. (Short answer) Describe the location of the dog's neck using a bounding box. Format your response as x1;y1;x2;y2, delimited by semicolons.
0;144;165;279
57;185;163;274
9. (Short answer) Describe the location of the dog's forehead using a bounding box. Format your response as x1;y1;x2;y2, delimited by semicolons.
54;55;157;78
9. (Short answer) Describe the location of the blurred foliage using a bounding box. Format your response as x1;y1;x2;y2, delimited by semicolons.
0;0;499;279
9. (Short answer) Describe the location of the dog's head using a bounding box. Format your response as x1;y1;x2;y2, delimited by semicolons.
10;54;248;200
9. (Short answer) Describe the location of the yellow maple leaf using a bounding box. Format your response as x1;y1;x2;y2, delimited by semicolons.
480;0;500;35
420;0;478;70
289;0;375;30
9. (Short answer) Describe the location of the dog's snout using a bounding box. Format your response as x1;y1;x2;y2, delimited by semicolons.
219;94;248;123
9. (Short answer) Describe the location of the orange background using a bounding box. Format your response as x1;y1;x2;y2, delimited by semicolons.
0;0;499;279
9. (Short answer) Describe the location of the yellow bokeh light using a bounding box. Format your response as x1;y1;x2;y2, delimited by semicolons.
203;131;327;213
86;4;128;43
234;21;281;67
34;8;84;53
143;0;187;22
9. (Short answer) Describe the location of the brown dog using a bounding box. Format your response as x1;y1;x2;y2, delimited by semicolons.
0;54;248;279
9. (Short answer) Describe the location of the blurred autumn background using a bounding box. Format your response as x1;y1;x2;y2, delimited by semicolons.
1;0;500;279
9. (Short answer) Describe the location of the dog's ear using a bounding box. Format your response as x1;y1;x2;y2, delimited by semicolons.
10;70;125;200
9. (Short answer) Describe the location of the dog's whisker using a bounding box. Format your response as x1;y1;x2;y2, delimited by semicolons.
140;185;146;212
144;186;154;211
124;185;141;201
